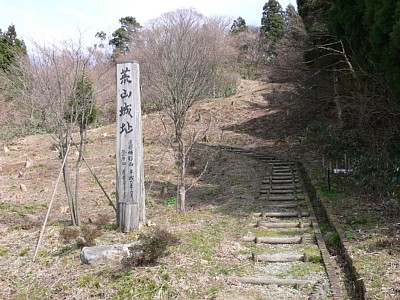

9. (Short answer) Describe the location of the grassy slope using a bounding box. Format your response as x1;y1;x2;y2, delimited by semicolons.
0;78;398;299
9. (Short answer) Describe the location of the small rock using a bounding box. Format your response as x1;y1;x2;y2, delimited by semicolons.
4;146;10;153
20;184;27;192
18;171;24;178
102;132;108;138
25;159;33;168
146;220;156;227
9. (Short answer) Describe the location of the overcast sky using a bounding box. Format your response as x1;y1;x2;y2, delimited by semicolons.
0;0;296;50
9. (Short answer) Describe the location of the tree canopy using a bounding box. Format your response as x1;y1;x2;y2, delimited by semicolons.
260;0;286;41
0;24;26;72
230;17;248;34
109;16;141;55
328;0;400;103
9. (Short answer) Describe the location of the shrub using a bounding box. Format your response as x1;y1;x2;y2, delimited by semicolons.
59;226;80;244
123;228;180;268
77;224;103;247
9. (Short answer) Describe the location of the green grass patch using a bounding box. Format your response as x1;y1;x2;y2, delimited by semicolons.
276;262;325;279
108;271;169;300
0;245;9;256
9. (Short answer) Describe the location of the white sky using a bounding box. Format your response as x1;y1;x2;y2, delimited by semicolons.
0;0;296;50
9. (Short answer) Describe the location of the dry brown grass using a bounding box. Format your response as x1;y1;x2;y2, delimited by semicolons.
0;79;398;299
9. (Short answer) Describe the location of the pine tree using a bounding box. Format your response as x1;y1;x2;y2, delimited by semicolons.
230;17;248;34
109;16;141;55
64;74;97;128
260;0;286;41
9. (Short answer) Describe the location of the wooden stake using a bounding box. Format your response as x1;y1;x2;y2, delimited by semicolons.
34;143;71;260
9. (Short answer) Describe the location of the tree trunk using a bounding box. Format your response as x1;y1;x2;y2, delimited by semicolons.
60;134;77;226
333;70;343;128
63;156;76;226
74;127;85;226
175;123;186;214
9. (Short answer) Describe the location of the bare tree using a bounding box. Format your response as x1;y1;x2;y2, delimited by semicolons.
133;9;234;213
5;37;114;225
229;26;263;78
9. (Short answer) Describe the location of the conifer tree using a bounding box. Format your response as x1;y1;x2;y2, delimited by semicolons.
109;16;141;55
260;0;286;41
0;24;26;72
230;17;248;34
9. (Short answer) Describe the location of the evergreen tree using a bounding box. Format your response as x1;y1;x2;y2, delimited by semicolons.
260;0;286;41
109;16;141;55
0;24;26;72
94;31;107;49
64;74;97;128
230;17;248;34
285;3;306;40
329;0;400;103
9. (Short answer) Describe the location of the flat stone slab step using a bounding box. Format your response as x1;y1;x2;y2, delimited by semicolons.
262;185;302;190
271;162;297;166
250;221;311;228
270;173;299;178
266;202;306;208
268;190;298;194
234;277;316;286
273;165;297;169
271;178;300;182
253;212;310;218
266;195;305;201
243;236;305;244
270;183;301;190
252;252;309;262
251;156;276;160
273;169;298;173
262;179;300;184
261;189;301;194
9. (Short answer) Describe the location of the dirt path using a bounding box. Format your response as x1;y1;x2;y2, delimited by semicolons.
216;147;344;299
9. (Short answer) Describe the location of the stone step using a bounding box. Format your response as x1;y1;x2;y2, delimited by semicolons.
273;169;298;173
266;201;306;208
250;221;311;228
262;179;300;184
235;277;316;286
243;236;305;244
260;189;302;195
262;195;305;201
273;165;296;169
271;175;300;180
268;190;298;194
261;185;302;190
271;162;297;166
252;252;309;262
253;211;309;218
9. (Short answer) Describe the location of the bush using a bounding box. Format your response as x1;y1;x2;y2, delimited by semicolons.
59;226;80;244
60;224;103;247
123;228;180;268
77;224;103;247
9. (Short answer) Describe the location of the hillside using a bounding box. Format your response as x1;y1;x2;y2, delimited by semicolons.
0;78;399;299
